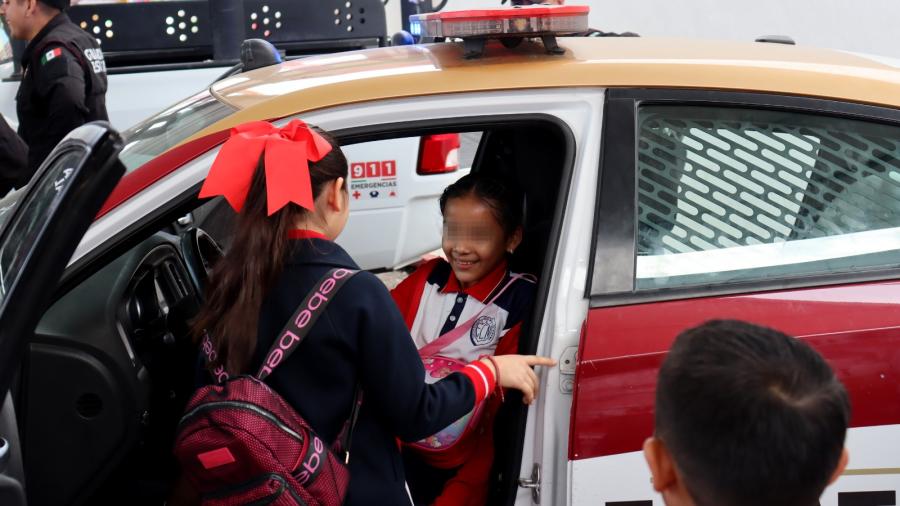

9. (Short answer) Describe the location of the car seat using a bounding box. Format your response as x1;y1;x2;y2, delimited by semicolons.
474;124;565;276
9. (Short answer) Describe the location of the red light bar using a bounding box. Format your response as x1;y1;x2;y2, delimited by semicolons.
410;5;589;40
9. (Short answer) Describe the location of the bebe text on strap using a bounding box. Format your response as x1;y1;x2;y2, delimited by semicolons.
258;267;356;380
201;268;357;382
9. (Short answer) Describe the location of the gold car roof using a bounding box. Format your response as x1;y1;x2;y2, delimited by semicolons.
194;37;900;138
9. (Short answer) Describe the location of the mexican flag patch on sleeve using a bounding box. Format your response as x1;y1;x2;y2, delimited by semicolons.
40;47;63;65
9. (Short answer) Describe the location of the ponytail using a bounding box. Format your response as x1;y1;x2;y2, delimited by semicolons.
193;127;347;375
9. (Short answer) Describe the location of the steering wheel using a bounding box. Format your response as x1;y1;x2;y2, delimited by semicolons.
180;228;224;297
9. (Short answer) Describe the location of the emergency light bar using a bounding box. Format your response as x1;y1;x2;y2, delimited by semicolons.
410;5;589;58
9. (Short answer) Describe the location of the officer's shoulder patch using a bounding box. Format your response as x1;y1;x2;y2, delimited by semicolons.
36;43;78;70
34;45;82;93
39;47;64;66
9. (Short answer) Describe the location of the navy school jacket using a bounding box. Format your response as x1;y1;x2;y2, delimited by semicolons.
252;238;479;505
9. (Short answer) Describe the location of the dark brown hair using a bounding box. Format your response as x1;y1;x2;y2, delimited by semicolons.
193;127;347;375
439;172;523;237
655;320;850;506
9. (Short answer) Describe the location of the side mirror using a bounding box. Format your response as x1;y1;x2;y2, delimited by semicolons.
240;38;283;72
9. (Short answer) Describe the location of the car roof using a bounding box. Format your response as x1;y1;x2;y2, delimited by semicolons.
193;37;900;140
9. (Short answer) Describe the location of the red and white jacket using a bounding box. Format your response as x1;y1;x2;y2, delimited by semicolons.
392;258;537;506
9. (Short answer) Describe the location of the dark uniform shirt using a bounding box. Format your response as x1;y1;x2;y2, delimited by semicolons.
16;12;108;181
0;115;27;195
250;239;479;506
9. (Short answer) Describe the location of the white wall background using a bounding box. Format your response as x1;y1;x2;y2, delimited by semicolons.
386;0;900;58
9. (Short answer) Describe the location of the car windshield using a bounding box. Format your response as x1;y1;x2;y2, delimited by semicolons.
0;90;233;230
118;89;235;172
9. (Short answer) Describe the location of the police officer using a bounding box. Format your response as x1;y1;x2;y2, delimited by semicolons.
1;0;108;181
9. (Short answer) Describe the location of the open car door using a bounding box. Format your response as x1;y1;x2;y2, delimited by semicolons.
0;122;125;505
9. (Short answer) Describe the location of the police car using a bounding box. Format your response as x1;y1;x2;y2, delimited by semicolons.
0;5;899;506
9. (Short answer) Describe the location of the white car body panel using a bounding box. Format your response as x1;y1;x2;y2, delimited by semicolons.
570;425;900;505
518;90;603;506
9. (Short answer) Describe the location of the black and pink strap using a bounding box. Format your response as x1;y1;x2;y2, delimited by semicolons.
256;267;357;380
201;268;358;382
202;267;362;461
417;272;533;357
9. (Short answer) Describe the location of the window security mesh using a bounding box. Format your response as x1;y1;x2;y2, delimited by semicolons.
637;107;900;257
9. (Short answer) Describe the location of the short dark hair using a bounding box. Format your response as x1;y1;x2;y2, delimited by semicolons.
439;172;523;237
37;0;68;12
655;320;850;506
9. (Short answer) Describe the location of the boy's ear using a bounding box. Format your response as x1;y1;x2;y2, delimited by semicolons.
643;436;677;493
828;448;849;485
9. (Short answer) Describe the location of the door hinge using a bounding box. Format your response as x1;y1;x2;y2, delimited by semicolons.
518;463;541;504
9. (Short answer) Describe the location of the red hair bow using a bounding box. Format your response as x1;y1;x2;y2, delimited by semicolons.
199;119;333;216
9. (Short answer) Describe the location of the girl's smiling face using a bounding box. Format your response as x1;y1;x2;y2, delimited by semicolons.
442;193;521;289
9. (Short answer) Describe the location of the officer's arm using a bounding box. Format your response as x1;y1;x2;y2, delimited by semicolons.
34;46;90;147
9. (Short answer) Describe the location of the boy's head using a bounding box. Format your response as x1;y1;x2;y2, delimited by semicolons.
644;320;850;506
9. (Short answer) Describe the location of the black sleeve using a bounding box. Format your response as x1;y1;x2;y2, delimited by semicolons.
339;272;476;442
33;45;89;148
0;116;27;195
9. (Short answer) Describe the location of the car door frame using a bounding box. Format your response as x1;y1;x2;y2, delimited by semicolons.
0;122;125;506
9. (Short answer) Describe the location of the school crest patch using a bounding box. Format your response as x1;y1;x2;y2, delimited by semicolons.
470;316;497;346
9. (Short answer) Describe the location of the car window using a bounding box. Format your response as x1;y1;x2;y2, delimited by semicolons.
0;147;84;297
635;105;900;289
118;90;235;172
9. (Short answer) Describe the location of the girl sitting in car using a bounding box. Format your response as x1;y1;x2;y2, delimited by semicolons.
392;173;537;506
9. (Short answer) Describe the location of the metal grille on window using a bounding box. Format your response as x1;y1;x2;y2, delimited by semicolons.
637;107;900;257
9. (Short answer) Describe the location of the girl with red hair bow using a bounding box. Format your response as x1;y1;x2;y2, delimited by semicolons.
187;120;555;505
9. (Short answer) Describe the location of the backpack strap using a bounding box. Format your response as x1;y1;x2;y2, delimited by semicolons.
256;268;362;463
202;267;363;461
417;272;534;357
256;268;357;380
200;267;358;382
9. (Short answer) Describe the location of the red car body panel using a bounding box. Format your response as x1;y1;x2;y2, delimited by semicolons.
570;280;900;461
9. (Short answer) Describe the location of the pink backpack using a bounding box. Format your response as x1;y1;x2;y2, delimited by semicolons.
411;273;533;457
174;268;361;506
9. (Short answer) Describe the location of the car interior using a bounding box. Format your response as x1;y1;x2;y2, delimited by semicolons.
16;118;573;506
